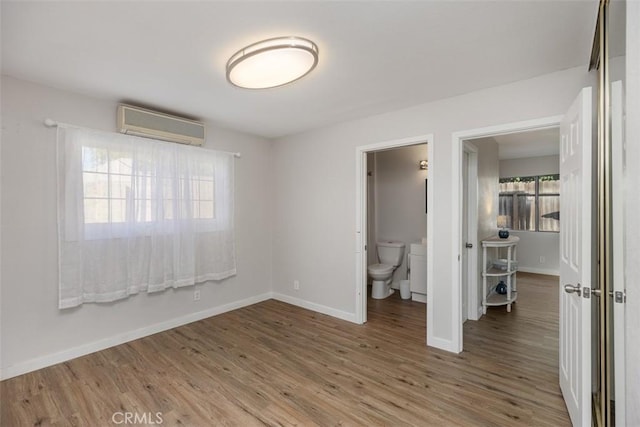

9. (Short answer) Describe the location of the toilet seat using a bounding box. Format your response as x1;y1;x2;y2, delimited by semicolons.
367;263;394;275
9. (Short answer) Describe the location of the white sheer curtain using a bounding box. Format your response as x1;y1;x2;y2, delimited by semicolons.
57;126;236;308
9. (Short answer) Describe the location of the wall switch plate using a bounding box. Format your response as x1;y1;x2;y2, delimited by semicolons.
293;280;300;291
539;256;545;264
194;290;201;301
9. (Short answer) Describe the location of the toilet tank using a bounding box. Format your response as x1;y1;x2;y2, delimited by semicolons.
377;241;406;266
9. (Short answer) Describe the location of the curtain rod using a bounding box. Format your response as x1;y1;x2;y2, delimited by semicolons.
43;118;242;158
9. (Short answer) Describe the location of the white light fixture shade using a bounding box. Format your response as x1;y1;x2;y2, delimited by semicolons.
226;37;319;89
497;215;509;228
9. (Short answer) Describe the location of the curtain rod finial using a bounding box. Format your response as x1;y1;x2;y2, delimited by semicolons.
44;118;57;127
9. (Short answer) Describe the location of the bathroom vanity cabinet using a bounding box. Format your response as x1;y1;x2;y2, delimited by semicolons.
408;242;427;303
481;235;519;314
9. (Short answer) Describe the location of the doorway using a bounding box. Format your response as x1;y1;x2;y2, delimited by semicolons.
451;115;564;351
355;134;433;333
452;99;597;425
463;126;562;322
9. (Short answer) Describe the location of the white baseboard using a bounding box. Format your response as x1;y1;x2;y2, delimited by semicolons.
517;267;560;276
271;292;357;323
411;292;427;303
0;292;273;381
468;305;483;321
427;335;461;353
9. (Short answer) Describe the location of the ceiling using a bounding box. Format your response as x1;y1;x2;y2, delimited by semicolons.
1;1;599;139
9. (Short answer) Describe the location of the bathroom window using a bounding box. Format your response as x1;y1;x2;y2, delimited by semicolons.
498;174;560;232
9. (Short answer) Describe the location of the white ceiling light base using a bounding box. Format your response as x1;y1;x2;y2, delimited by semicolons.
226;36;319;89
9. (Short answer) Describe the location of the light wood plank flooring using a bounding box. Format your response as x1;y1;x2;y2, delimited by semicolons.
1;272;569;426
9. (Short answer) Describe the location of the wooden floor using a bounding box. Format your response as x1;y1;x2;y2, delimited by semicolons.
1;273;569;426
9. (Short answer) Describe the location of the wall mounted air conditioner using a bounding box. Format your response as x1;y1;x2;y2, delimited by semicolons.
117;105;205;146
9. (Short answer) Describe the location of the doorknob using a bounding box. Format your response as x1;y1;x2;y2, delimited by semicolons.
564;283;582;297
465;243;473;248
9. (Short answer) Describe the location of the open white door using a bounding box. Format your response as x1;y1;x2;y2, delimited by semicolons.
461;143;479;321
559;87;592;427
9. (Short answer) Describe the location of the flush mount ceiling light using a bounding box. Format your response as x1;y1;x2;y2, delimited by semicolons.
226;36;319;89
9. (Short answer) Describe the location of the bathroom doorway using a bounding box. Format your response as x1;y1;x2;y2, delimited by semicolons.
366;144;428;302
355;134;433;338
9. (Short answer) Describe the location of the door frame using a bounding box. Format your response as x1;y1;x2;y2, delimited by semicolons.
451;115;563;351
355;133;434;327
611;80;626;426
462;142;479;321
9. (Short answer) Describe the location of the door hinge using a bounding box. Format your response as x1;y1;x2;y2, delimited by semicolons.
614;290;626;304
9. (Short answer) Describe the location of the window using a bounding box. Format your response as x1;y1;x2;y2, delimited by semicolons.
57;126;236;308
498;174;560;232
81;145;218;227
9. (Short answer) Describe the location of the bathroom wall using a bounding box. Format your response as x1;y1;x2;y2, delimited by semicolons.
366;153;377;267
373;144;428;286
500;155;560;275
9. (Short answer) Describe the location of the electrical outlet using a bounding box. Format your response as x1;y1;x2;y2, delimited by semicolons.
293;280;300;291
539;256;545;264
194;290;201;301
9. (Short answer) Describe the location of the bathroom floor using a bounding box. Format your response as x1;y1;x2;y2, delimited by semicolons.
366;285;427;331
2;273;567;426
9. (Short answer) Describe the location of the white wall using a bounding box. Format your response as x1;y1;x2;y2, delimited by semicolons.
373;144;428;285
625;1;640;423
507;231;559;275
366;153;377;267
500;155;560;275
0;76;274;378
500;155;559;178
272;64;596;350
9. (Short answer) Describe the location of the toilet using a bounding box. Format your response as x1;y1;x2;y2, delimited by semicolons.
368;241;406;299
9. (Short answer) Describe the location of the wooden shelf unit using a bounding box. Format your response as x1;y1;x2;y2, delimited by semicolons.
481;235;519;314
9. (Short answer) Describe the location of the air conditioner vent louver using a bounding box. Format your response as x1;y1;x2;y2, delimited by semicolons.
117;105;205;146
